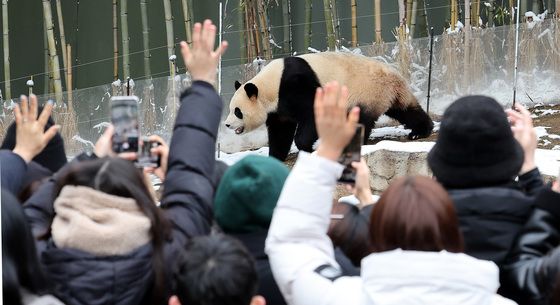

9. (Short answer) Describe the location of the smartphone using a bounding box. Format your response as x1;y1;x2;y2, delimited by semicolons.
338;124;364;184
136;137;161;168
110;96;140;153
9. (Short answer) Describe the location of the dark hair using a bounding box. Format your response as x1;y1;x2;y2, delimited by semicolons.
369;176;464;253
328;201;372;266
55;157;170;303
174;234;258;305
2;189;49;305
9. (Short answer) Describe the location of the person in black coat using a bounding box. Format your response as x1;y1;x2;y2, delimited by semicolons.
502;182;560;305
21;20;229;305
427;96;543;287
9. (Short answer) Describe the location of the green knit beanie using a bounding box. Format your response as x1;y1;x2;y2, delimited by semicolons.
214;155;290;233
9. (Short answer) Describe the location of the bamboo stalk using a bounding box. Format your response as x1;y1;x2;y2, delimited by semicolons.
44;18;49;95
304;0;312;50
181;0;193;45
239;0;246;63
488;0;495;27
282;0;292;53
351;0;358;47
556;0;560;17
257;0;272;59
121;0;130;80
140;0;151;79
55;0;67;78
472;0;480;27
410;0;418;38
464;0;471;91
374;0;382;43
113;0;118;80
66;44;73;112
451;0;458;30
323;0;336;50
406;0;413;27
163;0;175;74
398;0;406;26
331;0;340;48
2;0;11;100
42;0;63;106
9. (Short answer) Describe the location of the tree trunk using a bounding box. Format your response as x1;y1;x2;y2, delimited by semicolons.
331;0;340;49
410;0;418;38
2;0;11;100
351;0;358;47
42;0;63;106
181;0;193;45
556;0;560;16
55;0;67;80
488;0;495;27
140;0;151;79
304;0;312;50
520;0;527;18
374;0;382;43
120;0;130;80
163;0;175;73
113;0;118;80
323;0;336;50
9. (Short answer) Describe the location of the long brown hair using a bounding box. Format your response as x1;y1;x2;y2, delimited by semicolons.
369;176;464;253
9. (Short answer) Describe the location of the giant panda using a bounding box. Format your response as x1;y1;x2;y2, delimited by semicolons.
224;52;434;161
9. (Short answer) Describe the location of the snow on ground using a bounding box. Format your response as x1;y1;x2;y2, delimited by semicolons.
218;139;560;178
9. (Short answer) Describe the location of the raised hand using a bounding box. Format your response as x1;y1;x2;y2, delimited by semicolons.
12;95;60;163
345;158;374;206
143;135;169;181
93;125;137;161
180;19;228;85
314;81;360;161
506;103;537;175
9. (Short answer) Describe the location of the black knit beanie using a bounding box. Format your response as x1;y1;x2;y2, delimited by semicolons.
1;112;67;173
427;95;524;188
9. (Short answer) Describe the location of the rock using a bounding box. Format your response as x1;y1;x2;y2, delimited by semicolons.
363;141;434;193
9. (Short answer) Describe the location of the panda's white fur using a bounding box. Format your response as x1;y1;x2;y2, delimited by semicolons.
224;52;418;135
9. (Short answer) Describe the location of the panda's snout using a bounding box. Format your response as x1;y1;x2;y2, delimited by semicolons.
225;124;231;128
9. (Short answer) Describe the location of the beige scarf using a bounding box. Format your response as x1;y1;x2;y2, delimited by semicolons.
52;185;151;256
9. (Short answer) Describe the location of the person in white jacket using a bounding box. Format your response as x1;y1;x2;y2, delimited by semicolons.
265;82;517;305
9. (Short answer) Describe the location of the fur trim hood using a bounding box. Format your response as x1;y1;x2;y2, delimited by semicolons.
52;185;151;256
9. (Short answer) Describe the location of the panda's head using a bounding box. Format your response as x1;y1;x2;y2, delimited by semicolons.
224;81;268;135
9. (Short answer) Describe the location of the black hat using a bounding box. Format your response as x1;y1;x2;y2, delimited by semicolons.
427;95;523;188
1;112;67;173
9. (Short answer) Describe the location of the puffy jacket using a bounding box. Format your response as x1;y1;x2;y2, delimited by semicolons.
23;81;222;305
502;187;560;305
448;168;543;266
265;152;516;305
0;150;28;195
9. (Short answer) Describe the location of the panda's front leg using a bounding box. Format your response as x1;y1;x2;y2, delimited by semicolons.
266;113;298;161
294;121;318;153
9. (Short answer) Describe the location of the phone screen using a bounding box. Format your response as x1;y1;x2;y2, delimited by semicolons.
338;124;364;184
110;96;139;153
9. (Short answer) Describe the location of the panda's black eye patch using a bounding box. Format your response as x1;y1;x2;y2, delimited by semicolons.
234;107;243;119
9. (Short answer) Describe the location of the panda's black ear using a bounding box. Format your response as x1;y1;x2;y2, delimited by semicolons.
234;80;242;90
244;83;259;99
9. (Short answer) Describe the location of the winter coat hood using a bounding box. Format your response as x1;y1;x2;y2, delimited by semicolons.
360;249;515;305
52;185;151;256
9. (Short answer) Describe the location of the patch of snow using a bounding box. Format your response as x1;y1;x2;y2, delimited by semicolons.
26;80;34;87
369;126;411;139
535;126;550;139
93;122;111;133
361;140;435;155
72;135;95;149
307;47;321;53
535;109;560;116
112;79;121;87
535;148;560;177
548;134;560;140
269;39;282;49
217;147;270;165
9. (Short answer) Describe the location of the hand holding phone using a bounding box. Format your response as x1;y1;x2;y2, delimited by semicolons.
338;124;364;184
110;96;140;153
